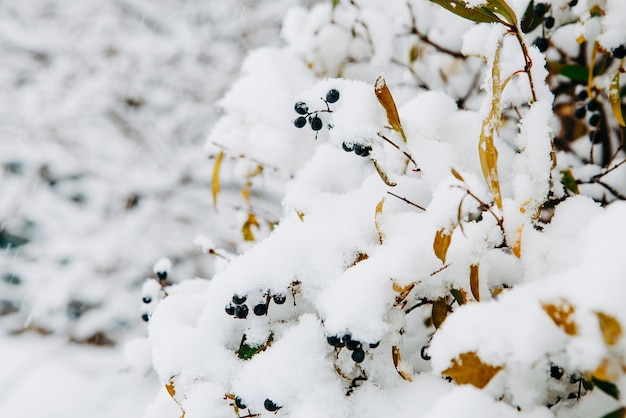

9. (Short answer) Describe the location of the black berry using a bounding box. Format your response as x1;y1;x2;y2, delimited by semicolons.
353;143;371;157
351;347;365;363
420;345;431;361
327;335;342;347
326;89;340;104
141;312;150;322
587;99;600;112
568;0;577;7
544;16;555;29
232;294;247;305
235;396;247;409
534;37;548;53
253;303;268;316
589;113;601;126
342;142;354;152
576;89;588;101
225;304;235;316
273;294;286;305
264;399;281;412
156;271;167;281
235;304;249;319
612;45;626;59
589;130;598;143
550;365;564;380
346;339;360;351
574;105;586;119
294;116;307;128
294;101;308;115
142;296;152;304
309;116;323;131
369;341;380;349
534;3;547;16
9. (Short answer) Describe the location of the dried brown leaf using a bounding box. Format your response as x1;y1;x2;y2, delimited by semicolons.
469;264;480;302
433;228;453;264
432;298;448;329
442;352;502;388
597;312;622;346
375;76;406;141
392;345;414;382
542;299;578;336
375;198;385;243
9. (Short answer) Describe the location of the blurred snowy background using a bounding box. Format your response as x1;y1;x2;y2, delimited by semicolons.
0;0;302;416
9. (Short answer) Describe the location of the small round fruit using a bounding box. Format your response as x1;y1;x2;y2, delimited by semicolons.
326;89;340;103
327;335;341;347
568;0;577;6
544;16;555;29
420;345;431;361
294;101;308;115
141;313;150;322
225;304;235;316
587;99;600;112
293;116;307;128
342;142;354;152
309;116;323;131
576;89;588;101
550;365;564;380
589;113;601;126
533;3;547;16
235;396;247;409
142;296;152;304
346;339;360;351
235;304;249;319
533;37;548;53
273;294;286;305
612;45;626;59
156;271;167;281
369;341;380;349
264;399;281;412
232;294;247;305
351;347;365;363
253;303;268;316
574;105;586;119
353;143;371;157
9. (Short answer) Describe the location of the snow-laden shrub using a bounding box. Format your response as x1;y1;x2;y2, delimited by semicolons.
144;1;626;417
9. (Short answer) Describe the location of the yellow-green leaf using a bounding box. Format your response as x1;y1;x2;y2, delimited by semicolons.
432;298;448;328
610;70;626;127
470;264;480;302
442;352;503;388
375;76;406;142
560;169;579;194
434;228;453;264
542;299;578;336
596;312;622;346
211;150;224;209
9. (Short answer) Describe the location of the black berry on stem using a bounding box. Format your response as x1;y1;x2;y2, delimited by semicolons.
589;113;601;126
587;99;600;112
232;294;247;305
294;101;308;115
574;106;586;119
235;396;247;409
142;296;152;304
533;3;547;17
235;304;249;319
253;303;268;316
264;399;281;412
613;45;626;59
309;116;323;131
326;89;340;103
351;347;365;363
273;294;286;305
293;116;307;128
534;37;548;53
544;16;555;29
225;304;235;316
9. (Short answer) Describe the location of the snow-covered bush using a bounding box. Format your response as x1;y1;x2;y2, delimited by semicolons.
144;1;626;417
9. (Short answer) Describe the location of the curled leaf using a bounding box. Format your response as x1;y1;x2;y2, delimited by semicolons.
392;345;413;382
375;76;406;141
211;150;224;209
242;213;260;242
433;228;453;264
442;352;502;388
610;70;626;127
469;264;480;302
432;298;448;328
372;159;398;187
542;299;578;335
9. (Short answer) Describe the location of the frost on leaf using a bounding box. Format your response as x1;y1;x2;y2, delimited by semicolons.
442;351;502;388
609;70;626;127
374;76;406;141
392;345;413;382
541;299;578;336
433;228;453;264
165;379;186;418
429;0;515;26
596;312;622;346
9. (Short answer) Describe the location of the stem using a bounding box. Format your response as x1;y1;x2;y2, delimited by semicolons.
511;27;538;103
386;191;425;211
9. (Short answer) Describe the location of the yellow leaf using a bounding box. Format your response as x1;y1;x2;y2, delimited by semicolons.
211;151;224;209
375;76;406;142
610;70;626;127
372;159;397;187
392;345;413;382
165;380;176;399
432;298;448;329
242;213;260;242
511;224;523;258
542;299;578;336
596;312;622;346
392;280;415;294
442;352;502;388
296;211;305;221
451;168;465;182
433;228;453;264
470;264;480;302
587;42;599;99
375;198;385;244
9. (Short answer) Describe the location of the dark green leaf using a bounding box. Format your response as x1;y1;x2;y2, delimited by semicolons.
429;0;505;24
591;376;620;400
237;334;273;360
520;0;542;33
601;407;626;418
560;169;579;194
450;288;466;305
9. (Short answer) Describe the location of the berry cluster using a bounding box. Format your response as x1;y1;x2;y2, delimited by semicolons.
341;141;372;157
225;292;287;319
532;3;553;53
141;258;172;322
292;88;340;136
573;89;604;142
326;333;379;364
231;396;282;414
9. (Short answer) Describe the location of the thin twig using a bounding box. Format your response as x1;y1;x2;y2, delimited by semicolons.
386;191;425;211
377;132;419;169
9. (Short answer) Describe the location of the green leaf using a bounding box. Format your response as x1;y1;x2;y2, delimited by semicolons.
450;288;466;305
601;408;626;418
429;0;504;25
520;0;542;33
548;61;605;81
331;0;340;10
237;333;273;360
560;169;579;194
591;376;620;400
